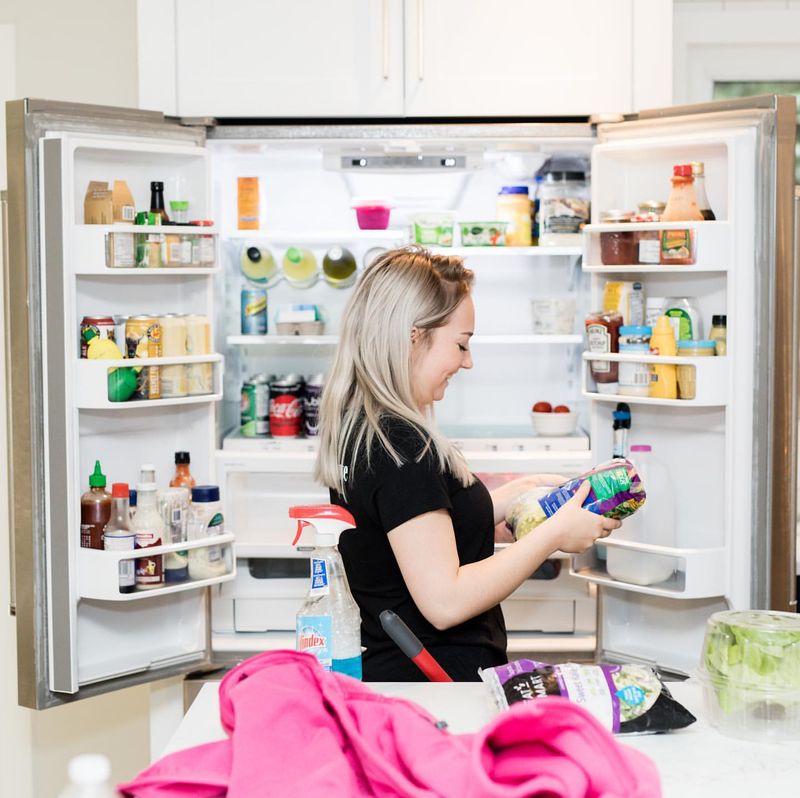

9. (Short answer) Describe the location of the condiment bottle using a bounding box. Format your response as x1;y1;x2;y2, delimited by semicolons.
690;162;715;221
149;181;170;223
170;451;197;488
709;314;727;356
660;164;703;265
80;461;111;550
648;316;678;400
103;483;135;594
585;311;623;394
133;478;165;590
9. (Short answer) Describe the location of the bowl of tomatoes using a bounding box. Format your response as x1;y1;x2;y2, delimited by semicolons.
530;402;578;436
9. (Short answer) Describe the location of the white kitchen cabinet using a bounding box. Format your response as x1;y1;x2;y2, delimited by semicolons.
144;0;671;119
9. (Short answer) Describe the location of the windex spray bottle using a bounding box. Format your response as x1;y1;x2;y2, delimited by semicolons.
290;504;362;679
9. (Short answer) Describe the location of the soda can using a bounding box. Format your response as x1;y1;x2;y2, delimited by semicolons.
241;288;267;335
269;374;304;437
80;315;116;358
126;316;162;399
113;315;129;349
241;374;270;437
241;380;256;436
159;314;188;398
185;314;214;395
304;374;324;437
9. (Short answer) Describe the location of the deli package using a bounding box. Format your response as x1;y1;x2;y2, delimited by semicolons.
505;458;646;540
481;659;696;735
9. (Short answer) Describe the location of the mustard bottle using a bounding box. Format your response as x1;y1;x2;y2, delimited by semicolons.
649;316;678;400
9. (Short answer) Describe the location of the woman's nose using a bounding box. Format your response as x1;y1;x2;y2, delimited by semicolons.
462;350;473;370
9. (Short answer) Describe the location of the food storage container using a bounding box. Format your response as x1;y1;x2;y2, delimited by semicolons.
412;213;454;246
676;339;716;400
496;186;532;246
698;610;800;742
530;412;578;436
530;297;576;335
459;221;507;246
599;211;635;265
351;197;393;230
618;325;652;397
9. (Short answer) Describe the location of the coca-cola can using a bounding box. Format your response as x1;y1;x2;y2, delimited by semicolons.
269;374;304;437
303;374;324;437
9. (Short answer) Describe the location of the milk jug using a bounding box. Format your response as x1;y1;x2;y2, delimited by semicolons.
606;444;677;585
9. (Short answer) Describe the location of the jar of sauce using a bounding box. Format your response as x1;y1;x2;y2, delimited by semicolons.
599;211;635;265
585;311;623;393
633;200;665;265
497;186;532;246
709;314;727;356
676;339;716;400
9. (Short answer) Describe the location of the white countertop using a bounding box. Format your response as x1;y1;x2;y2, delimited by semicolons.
165;679;800;796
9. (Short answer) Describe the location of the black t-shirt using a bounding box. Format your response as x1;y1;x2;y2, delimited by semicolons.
330;417;507;682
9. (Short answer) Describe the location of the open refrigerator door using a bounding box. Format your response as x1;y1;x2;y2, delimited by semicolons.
6;100;234;709
570;96;798;675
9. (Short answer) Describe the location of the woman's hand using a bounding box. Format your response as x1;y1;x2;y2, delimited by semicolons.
488;473;567;524
550;480;622;554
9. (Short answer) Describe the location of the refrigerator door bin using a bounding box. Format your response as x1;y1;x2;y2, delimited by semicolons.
75;355;224;409
78;533;236;600
570;540;727;599
582;353;729;406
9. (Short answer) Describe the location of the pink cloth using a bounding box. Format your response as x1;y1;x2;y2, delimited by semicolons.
120;650;661;798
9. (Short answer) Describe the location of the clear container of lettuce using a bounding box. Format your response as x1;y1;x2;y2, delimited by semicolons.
698;610;800;741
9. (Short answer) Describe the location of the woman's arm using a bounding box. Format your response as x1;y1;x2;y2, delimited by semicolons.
488;473;566;525
388;481;621;630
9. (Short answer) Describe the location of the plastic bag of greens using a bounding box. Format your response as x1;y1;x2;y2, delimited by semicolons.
505;458;646;540
481;659;695;735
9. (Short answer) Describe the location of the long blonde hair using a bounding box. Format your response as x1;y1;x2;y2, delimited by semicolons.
315;246;474;495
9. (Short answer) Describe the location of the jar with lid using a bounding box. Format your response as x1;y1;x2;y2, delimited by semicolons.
187;485;228;580
676;339;716;400
634;200;666;265
538;171;589;247
709;314;727;356
618;325;652;397
599;211;635;265
496;186;532;246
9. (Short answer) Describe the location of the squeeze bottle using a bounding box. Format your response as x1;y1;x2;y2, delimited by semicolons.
648;316;678;399
57;754;117;798
606;444;677;585
290;504;362;679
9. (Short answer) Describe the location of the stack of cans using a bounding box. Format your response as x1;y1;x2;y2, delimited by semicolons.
241;373;324;438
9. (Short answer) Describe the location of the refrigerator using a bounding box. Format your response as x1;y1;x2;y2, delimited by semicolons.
5;95;797;710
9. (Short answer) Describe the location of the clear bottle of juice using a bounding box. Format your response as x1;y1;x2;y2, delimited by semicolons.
648;316;678;400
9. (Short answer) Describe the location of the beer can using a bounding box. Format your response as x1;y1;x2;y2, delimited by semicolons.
241;374;270;437
241;288;267;335
80;315;116;358
303;373;324;437
269;374;304;437
126;315;162;400
159;314;189;398
185;314;214;396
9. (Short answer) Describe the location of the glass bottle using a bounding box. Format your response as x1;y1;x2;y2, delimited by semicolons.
709;314;727;356
80;460;111;550
690;161;715;221
149;181;170;223
170;451;197;488
103;482;135;594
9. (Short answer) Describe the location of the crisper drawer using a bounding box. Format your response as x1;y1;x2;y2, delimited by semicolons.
501;597;574;633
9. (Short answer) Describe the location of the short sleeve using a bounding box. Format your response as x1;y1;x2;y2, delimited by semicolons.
372;453;453;533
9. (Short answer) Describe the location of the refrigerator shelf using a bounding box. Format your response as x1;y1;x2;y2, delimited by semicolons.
570;540;727;600
584;220;729;233
75;267;221;276
78;533;236;601
75;355;223;409
222;229;407;242
430;246;582;257
226;334;584;347
582;263;727;274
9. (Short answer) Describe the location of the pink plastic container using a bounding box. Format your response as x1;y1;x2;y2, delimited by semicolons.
351;198;392;230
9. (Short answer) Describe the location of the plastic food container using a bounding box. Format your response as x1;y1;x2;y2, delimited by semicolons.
412;213;454;246
530;412;578;436
459;222;507;246
351;197;393;230
530;297;576;335
698;610;800;742
676;339;716;400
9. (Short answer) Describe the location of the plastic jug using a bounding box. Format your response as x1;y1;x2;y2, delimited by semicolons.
606;444;677;585
291;504;362;679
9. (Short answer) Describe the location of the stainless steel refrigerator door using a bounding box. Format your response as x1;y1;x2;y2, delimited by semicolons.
5;99;220;709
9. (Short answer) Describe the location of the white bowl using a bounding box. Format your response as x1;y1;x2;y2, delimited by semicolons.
531;411;578;436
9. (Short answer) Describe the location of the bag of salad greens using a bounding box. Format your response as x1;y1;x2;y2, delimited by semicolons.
505;458;646;540
480;659;695;735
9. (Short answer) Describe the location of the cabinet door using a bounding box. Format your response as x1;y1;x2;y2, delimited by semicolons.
175;0;404;118
404;0;635;117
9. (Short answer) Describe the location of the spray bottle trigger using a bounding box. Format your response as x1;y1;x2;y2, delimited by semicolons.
292;519;312;546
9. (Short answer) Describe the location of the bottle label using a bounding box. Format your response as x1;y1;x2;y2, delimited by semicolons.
586;323;610;374
660;229;693;261
310;558;329;596
638;238;660;264
118;559;135;589
297;615;332;669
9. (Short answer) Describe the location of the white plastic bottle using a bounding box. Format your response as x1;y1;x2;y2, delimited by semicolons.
290;504;362;679
606;444;677;585
57;754;117;798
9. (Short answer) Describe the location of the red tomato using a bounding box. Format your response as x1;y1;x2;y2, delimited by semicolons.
554;405;571;413
532;402;552;413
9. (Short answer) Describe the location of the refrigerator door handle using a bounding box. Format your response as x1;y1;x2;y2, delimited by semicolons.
382;0;390;79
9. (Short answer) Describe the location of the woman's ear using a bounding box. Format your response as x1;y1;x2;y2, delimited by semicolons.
410;326;420;345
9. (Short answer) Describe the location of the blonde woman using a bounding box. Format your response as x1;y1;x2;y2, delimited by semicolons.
315;247;620;681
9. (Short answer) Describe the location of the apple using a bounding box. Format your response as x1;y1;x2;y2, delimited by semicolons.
532;401;552;413
554;405;571;413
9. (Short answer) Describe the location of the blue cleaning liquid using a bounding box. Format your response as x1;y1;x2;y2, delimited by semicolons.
332;655;362;680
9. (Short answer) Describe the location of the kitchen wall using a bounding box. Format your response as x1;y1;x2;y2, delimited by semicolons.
0;3;151;797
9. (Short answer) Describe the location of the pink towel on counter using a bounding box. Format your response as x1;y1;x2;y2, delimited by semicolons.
119;650;661;798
